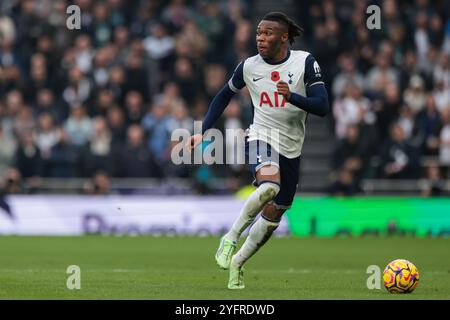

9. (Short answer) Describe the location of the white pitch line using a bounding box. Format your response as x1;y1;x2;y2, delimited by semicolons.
112;269;147;273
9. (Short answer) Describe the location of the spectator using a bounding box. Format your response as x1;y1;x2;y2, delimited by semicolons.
328;169;361;196
333;82;373;139
332;54;365;98
398;50;421;91
80;116;113;177
115;124;160;177
112;25;131;65
403;75;427;115
91;46;113;88
222;98;245;171
387;23;407;67
365;53;399;94
353;25;375;73
144;22;175;62
194;0;231;61
161;0;192;33
63;66;92;108
128;1;159;39
141;101;171;163
24;53;50;103
173;56;200;105
91;88;116;118
174;18;208;63
92;2;113;47
224;19;254;69
5;90;25;130
414;12;430;72
332;125;366;178
106;106;126;147
33;88;65;124
108;0;130;26
414;95;441;155
421;162;446;197
204;64;227;101
83;171;111;195
34;112;59;161
14;131;42;178
443;18;450;55
124;90;145;125
0;8;16;44
397;105;415;139
48;128;79;177
12;106;35;138
124;49;150;102
438;108;450;170
35;35;57;75
1;167;23;194
64;105;93;147
374;84;401;137
158;81;182;108
167;100;193;134
107;66;126;104
432;78;450;113
380;123;420;179
0;125;16;177
433;52;450;88
73;34;95;74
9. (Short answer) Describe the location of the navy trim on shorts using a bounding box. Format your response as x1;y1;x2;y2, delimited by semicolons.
256;180;281;187
261;213;282;223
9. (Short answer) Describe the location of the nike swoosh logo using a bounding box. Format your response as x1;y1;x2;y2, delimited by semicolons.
404;274;411;281
253;77;263;81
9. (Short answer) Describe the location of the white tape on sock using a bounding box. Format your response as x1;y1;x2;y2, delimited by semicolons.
232;216;279;267
226;182;280;242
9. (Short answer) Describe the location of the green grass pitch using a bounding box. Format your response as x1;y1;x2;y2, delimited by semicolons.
0;236;449;299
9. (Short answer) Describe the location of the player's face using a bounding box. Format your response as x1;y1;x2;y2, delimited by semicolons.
256;20;287;60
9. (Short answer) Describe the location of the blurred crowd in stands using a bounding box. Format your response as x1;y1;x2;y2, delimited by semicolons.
0;0;449;195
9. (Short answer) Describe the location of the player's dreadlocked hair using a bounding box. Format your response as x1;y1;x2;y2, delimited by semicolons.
262;12;304;45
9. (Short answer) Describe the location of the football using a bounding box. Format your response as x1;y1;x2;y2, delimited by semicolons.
383;259;420;293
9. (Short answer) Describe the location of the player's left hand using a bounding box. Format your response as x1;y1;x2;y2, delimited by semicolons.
186;134;203;152
276;81;291;100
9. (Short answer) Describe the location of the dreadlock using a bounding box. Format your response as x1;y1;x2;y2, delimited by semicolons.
262;12;304;45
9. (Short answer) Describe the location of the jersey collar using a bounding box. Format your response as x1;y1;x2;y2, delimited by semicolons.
262;50;291;65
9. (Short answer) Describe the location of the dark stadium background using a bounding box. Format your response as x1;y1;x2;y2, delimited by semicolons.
0;0;448;196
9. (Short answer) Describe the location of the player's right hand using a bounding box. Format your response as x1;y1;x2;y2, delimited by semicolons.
276;80;291;100
186;134;203;152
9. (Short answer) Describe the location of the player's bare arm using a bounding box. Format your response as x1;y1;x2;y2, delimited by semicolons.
186;134;202;152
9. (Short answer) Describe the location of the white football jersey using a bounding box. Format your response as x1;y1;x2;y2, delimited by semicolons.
228;50;324;158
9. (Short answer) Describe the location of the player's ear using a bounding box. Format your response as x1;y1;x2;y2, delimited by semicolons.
281;32;289;43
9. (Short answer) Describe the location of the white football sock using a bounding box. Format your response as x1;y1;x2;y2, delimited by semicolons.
225;182;280;242
231;216;279;267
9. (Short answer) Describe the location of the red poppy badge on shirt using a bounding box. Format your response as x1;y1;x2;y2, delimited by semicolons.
271;71;280;82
